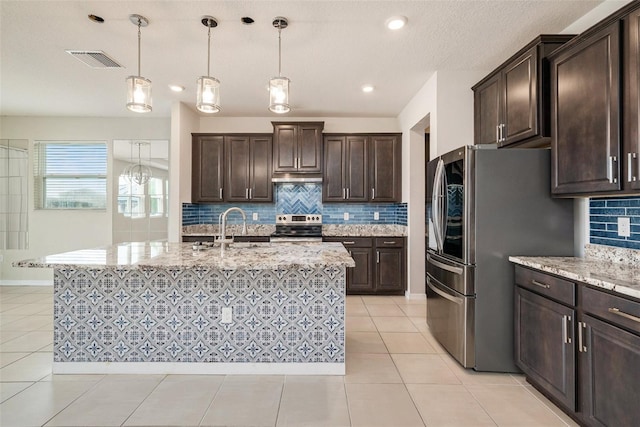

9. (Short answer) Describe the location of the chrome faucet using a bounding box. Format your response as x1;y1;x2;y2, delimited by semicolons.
219;207;247;256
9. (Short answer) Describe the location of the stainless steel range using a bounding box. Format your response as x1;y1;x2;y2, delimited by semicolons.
270;214;322;242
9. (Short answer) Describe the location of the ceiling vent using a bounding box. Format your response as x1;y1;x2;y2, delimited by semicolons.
65;50;122;68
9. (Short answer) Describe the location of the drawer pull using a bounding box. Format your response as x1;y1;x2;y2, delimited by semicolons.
383;241;396;245
531;279;551;289
343;241;355;245
608;307;640;324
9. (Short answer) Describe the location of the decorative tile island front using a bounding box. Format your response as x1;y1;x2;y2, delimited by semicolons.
15;241;354;375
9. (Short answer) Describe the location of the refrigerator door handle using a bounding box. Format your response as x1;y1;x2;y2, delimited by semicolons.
432;158;445;252
429;257;463;275
427;279;464;305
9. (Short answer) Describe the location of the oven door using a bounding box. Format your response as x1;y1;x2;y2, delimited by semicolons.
426;273;475;368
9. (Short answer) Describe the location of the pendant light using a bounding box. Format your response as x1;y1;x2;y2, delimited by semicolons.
124;141;152;185
269;17;290;114
196;16;221;113
126;14;152;113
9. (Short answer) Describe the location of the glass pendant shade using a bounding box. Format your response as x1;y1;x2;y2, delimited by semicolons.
269;76;290;114
126;76;152;113
196;76;221;113
125;163;152;185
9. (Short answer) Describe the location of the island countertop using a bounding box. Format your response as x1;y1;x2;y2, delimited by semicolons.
14;241;355;270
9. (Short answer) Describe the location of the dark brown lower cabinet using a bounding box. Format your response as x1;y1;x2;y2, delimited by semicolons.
514;265;640;427
324;236;405;295
515;287;576;410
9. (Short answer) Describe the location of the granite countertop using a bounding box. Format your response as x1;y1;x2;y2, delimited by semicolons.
509;244;640;300
14;241;355;270
181;224;407;237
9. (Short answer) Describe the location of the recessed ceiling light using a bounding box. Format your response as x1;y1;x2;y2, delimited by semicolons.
88;14;104;23
386;16;407;30
241;17;255;25
168;85;185;92
362;85;375;93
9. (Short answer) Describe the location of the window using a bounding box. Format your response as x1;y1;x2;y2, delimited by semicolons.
34;141;107;209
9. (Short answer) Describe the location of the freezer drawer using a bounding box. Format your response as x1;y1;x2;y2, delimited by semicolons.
426;274;475;368
427;250;475;296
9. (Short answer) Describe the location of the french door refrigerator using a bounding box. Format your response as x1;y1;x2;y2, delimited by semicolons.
426;145;574;372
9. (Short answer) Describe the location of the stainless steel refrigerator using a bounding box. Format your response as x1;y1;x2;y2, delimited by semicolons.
426;145;574;372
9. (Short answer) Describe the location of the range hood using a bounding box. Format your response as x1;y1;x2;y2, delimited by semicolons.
271;174;323;183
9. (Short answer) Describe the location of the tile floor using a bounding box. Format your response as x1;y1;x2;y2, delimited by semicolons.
0;286;579;427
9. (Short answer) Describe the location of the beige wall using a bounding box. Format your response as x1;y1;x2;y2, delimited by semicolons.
0;116;170;282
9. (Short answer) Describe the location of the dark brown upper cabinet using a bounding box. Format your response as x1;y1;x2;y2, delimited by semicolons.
369;134;402;202
272;122;324;174
323;135;368;202
550;22;622;196
624;7;640;191
225;135;273;202
192;134;225;203
323;133;401;203
547;1;640;197
473;35;574;148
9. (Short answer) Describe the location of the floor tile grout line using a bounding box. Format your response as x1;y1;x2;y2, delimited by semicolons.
460;381;503;427
520;382;574;427
119;373;168;427
271;376;287;427
196;375;231;427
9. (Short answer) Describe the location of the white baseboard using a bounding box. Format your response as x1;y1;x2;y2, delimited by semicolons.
0;280;53;287
53;362;345;376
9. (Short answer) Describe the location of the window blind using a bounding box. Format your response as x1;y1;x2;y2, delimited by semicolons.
34;141;107;209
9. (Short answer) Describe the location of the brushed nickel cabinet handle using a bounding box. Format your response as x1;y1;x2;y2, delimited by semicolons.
343;188;346;199
629;152;638;182
608;155;618;184
608;307;640;324
372;188;375;199
249;188;252;199
219;188;223;199
578;321;587;353
383;241;396;245
347;188;350;199
562;315;572;344
343;241;355;245
376;250;380;263
531;279;550;289
496;125;500;143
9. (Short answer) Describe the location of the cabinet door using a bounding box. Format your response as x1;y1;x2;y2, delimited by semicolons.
370;135;401;202
225;136;251;202
323;136;346;202
345;136;368;201
579;314;640;427
624;9;640;190
551;22;621;195
515;287;576;411
474;73;501;145
347;247;375;294
249;136;273;201
273;124;297;173
376;248;405;292
502;46;538;147
298;124;323;173
192;135;224;202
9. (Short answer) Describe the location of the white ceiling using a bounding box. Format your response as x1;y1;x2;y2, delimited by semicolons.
1;0;609;119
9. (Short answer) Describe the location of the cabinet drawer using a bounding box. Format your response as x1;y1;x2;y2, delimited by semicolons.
374;237;404;248
515;266;575;306
182;235;216;243
233;236;270;243
327;237;373;248
581;286;640;335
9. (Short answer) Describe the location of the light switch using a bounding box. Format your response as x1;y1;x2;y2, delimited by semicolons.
618;217;631;237
343;212;349;221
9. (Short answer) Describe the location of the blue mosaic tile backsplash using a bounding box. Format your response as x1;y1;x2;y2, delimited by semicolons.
590;197;640;250
183;183;407;226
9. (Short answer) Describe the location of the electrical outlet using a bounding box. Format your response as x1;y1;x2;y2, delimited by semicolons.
0;254;4;262
618;217;631;237
374;212;379;220
221;307;233;323
343;212;349;221
252;212;258;221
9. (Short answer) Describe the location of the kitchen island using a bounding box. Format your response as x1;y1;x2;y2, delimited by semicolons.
14;241;354;375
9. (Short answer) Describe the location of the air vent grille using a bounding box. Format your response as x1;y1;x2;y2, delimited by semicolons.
66;50;123;68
